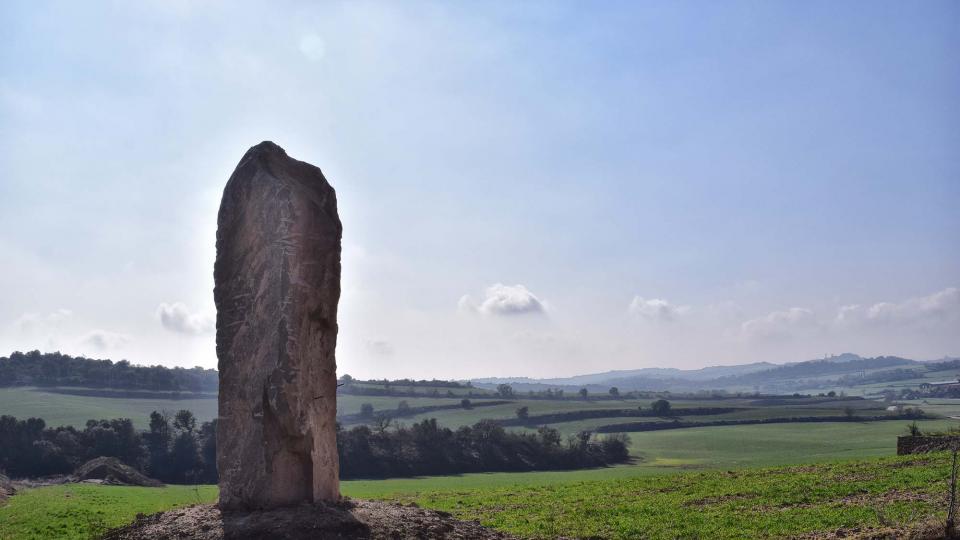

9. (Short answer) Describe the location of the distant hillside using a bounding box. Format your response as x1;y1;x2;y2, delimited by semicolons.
473;362;775;387
0;350;218;392
472;354;923;394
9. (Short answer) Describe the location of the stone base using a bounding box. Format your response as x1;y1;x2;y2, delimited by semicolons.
102;499;516;540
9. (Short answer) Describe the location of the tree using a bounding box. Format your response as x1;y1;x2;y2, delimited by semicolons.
145;411;172;479
843;406;856;420
340;374;354;385
515;406;529;420
609;387;619;397
360;403;375;418
169;430;200;484
397;400;411;414
651;399;672;416
578;388;588;399
460;398;472;409
497;384;514;398
173;410;196;433
827;390;837;397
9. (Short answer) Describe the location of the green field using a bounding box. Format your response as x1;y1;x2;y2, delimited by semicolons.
0;484;217;539
341;419;958;498
392;453;951;539
0;386;935;435
0;387;218;429
0;454;950;539
2;385;957;539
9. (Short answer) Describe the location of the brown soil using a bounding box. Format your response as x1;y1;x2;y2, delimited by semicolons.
794;517;948;539
102;499;517;539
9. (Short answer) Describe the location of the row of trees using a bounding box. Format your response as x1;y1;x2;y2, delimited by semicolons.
495;384;682;402
1;411;630;482
338;418;630;478
339;374;471;388
0;351;218;392
0;411;216;483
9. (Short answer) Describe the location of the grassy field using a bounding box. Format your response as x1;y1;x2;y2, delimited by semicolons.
1;387;954;538
390;453;951;539
0;454;950;539
0;484;217;539
0;387;218;429
341;419;958;498
1;385;945;437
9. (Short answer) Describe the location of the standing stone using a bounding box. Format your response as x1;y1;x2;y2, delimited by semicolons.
214;141;341;510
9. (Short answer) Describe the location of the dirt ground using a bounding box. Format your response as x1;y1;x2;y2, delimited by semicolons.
795;517;951;540
102;498;517;539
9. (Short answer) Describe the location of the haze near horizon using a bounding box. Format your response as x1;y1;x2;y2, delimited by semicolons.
1;1;957;380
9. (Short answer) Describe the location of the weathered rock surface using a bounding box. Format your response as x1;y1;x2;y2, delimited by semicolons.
215;141;342;510
0;473;13;503
102;500;518;540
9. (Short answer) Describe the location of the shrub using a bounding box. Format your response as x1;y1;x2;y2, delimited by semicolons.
516;406;529;420
651;399;672;416
360;403;375;418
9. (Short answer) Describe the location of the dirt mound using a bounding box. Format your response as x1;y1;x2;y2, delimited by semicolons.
103;499;516;539
73;457;163;487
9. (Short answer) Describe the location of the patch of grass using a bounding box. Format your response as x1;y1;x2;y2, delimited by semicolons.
0;387;217;429
1;454;952;539
342;420;960;498
0;484;216;539
384;454;951;539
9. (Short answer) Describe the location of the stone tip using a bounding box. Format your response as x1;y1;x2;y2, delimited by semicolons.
247;140;287;156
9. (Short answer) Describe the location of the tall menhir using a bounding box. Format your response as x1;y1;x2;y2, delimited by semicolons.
214;141;341;509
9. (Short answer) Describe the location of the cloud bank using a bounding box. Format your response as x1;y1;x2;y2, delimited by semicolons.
459;284;546;316
740;307;817;342
157;302;215;335
79;330;132;351
628;296;685;322
836;287;959;328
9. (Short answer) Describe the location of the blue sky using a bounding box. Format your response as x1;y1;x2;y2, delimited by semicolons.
1;1;957;379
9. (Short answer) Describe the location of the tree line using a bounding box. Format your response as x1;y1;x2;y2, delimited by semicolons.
0;411;216;483
0;411;630;482
0;351;218;392
337;418;630;478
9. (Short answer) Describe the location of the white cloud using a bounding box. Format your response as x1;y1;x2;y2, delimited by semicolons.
628;296;685;322
460;284;546;316
835;287;959;328
157;302;215;335
299;34;326;62
79;330;132;351
10;308;74;349
363;338;395;356
740;307;817;342
15;308;73;334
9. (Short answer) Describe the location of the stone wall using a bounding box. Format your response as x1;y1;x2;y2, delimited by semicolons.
897;435;960;455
